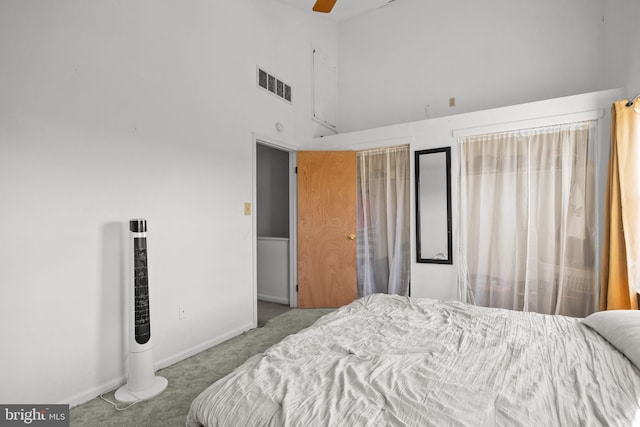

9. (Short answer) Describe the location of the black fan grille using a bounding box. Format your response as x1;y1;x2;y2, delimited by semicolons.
133;237;151;344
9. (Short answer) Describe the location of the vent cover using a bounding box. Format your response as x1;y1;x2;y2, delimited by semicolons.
257;67;291;103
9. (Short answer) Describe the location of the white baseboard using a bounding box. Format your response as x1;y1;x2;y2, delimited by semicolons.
257;294;289;305
64;322;255;408
155;322;254;370
64;376;126;408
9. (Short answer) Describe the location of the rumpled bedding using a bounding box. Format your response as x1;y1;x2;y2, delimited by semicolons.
186;294;640;426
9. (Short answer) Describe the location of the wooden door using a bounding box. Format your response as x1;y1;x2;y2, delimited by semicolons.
297;151;357;308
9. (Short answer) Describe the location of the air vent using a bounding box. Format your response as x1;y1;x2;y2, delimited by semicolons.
257;67;291;103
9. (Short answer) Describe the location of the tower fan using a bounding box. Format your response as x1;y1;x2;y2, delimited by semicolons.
115;219;168;402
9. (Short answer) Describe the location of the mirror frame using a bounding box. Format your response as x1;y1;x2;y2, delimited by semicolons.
415;147;453;264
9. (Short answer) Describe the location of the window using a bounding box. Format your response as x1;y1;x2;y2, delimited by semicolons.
459;121;598;317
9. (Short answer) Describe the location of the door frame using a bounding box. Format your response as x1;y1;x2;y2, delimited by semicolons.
252;134;298;329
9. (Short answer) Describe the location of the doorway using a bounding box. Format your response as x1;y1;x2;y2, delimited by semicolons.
255;141;295;325
295;146;410;308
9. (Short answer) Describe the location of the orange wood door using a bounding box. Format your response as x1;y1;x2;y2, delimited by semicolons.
297;151;357;308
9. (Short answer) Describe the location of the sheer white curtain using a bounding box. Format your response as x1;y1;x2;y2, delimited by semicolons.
357;145;410;297
459;121;598;317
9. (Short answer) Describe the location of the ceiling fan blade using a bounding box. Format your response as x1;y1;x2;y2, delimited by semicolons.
312;0;337;13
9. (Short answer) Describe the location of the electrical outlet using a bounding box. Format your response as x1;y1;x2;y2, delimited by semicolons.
244;202;252;215
178;305;187;320
449;97;456;107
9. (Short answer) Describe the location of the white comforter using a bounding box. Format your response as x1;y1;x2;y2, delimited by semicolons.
186;294;640;426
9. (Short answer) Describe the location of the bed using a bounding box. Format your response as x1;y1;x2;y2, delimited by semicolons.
186;294;640;426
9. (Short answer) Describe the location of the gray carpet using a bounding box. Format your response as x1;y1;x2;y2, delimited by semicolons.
257;300;292;327
71;308;333;427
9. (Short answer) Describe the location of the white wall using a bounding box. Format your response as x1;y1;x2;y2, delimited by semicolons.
248;1;339;143
337;0;607;133
317;89;623;301
623;2;640;95
0;0;336;405
602;0;640;96
257;238;290;304
602;0;629;91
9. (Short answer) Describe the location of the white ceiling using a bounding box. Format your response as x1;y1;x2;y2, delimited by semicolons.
275;0;397;22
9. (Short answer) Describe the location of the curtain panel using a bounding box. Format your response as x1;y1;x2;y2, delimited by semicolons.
459;121;598;317
601;99;640;310
356;145;410;297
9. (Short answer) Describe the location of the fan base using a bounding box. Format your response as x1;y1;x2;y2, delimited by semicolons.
115;376;168;403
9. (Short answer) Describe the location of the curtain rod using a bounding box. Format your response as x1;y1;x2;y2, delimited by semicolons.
451;109;603;139
626;93;640;107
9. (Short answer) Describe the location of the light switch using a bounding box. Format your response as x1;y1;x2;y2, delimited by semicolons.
244;202;252;215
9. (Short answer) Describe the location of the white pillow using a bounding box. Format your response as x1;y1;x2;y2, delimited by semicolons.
582;310;640;369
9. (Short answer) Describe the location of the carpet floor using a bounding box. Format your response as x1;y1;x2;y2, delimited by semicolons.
70;308;333;427
257;300;292;327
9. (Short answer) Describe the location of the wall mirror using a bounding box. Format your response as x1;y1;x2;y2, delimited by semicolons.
415;147;452;264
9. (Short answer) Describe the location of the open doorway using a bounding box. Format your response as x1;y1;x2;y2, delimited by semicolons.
256;141;294;326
